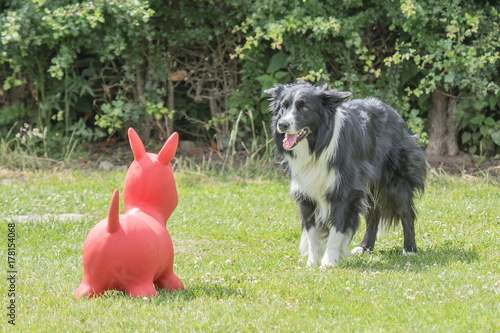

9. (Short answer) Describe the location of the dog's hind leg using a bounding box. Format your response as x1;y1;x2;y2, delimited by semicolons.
402;209;417;253
393;178;418;253
352;207;380;255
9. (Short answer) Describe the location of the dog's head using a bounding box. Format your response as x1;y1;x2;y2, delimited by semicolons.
265;83;351;153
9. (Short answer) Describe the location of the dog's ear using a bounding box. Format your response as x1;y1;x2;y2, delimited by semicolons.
317;84;352;107
264;84;285;113
264;84;284;100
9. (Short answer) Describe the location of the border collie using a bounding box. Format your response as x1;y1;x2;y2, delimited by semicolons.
265;83;426;267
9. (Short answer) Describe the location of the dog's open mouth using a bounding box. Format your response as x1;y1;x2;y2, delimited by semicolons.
283;128;309;150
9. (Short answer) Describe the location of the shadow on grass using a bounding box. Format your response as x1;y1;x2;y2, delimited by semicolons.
344;246;480;272
160;283;244;302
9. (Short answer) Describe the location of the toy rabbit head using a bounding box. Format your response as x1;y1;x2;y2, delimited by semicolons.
123;128;179;223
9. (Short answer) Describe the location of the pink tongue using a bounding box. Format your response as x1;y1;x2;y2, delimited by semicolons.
283;133;298;150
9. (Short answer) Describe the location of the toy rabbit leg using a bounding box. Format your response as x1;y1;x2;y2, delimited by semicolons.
125;282;158;298
154;271;184;291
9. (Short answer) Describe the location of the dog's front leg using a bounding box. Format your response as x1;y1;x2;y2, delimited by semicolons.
321;227;353;267
320;199;360;267
305;226;326;266
298;199;324;266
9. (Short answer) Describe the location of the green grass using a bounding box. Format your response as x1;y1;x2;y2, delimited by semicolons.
1;169;499;332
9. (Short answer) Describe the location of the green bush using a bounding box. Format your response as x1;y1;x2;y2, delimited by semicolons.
1;0;499;160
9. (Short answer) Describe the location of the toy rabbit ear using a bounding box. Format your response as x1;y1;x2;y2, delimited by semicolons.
158;132;179;165
128;128;146;160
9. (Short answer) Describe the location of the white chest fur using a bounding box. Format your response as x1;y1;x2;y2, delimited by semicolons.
285;110;345;225
287;142;338;225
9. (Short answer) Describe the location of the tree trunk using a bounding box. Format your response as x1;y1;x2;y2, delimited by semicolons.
135;63;151;140
208;93;224;151
425;87;459;157
165;80;175;137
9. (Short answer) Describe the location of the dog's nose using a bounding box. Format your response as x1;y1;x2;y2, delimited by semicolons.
278;120;290;132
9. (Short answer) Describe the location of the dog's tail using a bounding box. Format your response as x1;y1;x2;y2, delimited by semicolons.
106;189;120;233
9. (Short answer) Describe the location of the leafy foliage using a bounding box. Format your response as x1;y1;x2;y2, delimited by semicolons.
1;0;499;159
1;0;154;155
385;1;500;155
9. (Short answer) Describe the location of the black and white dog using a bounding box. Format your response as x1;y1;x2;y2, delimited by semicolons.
265;83;426;267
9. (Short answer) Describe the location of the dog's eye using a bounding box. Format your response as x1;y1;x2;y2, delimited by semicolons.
302;107;308;111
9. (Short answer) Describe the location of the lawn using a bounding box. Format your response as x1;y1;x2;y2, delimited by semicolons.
1;168;499;332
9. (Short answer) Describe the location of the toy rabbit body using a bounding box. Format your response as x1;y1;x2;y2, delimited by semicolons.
75;128;184;298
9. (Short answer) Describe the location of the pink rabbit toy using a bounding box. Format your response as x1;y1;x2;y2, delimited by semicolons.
75;128;184;298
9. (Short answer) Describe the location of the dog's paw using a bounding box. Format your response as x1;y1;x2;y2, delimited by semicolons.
306;259;318;268
351;246;366;255
403;249;417;256
319;265;330;272
320;256;339;268
319;262;338;271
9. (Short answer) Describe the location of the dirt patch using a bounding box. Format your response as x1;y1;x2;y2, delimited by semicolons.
0;168;31;184
426;153;500;177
